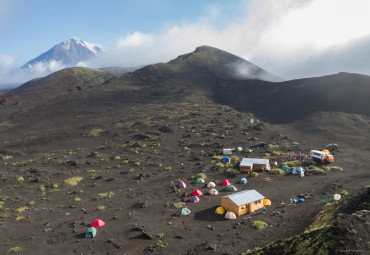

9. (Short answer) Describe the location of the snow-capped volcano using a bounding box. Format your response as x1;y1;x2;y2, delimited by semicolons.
21;37;106;68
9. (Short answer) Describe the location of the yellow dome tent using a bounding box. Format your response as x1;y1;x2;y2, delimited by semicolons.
322;149;330;154
263;199;271;206
215;206;225;215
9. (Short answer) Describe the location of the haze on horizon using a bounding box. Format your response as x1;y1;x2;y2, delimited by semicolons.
1;0;370;88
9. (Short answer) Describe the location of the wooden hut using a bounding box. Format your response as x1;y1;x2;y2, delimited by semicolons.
239;158;270;173
220;190;265;216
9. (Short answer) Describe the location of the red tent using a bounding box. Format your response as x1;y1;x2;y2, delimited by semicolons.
177;180;187;188
222;179;231;186
191;190;203;197
91;219;106;227
190;196;200;203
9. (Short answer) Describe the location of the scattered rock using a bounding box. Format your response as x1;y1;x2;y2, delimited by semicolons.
132;134;151;140
136;199;151;208
67;160;78;166
208;244;217;251
233;223;241;229
87;152;98;158
158;126;174;133
30;177;41;183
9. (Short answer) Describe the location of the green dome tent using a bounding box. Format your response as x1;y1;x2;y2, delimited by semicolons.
224;185;238;192
195;178;205;184
85;227;97;238
176;208;191;216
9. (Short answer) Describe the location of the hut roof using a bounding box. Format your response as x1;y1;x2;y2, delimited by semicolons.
240;158;269;166
221;190;265;206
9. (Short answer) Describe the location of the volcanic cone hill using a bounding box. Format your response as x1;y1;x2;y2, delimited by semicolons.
0;67;121;120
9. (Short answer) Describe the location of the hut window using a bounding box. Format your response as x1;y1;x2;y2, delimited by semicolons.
254;200;262;205
241;207;245;209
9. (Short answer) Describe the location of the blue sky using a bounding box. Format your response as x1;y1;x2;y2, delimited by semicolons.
1;0;243;65
1;0;370;86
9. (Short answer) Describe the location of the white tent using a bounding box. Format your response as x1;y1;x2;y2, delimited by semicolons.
225;211;236;220
240;178;247;184
207;182;216;188
334;194;341;200
209;188;219;195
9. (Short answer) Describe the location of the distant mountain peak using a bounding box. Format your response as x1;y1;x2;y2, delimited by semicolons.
21;37;106;68
61;37;106;54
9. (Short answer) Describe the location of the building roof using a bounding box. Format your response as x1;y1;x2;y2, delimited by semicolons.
239;161;253;167
221;190;265;206
241;158;269;165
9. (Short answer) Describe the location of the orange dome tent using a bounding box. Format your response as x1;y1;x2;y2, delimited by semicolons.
263;199;271;206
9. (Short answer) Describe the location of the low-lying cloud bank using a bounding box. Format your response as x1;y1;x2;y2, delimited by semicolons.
1;0;369;88
0;60;67;89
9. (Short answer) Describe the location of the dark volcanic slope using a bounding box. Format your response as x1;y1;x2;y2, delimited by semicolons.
210;72;370;123
0;46;369;255
126;47;370;124
245;72;370;123
2;46;370;125
0;67;119;120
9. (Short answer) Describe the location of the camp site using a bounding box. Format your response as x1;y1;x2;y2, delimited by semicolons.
0;39;368;255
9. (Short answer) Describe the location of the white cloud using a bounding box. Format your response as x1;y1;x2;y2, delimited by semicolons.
25;60;66;74
255;0;370;53
117;32;154;48
89;0;370;79
0;60;67;89
0;54;15;68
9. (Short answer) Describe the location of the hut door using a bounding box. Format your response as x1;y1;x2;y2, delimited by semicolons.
239;204;248;216
247;203;252;213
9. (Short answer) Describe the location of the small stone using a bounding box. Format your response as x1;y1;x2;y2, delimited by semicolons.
208;244;217;251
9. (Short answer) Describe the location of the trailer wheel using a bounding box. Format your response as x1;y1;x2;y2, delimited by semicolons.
313;158;320;163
